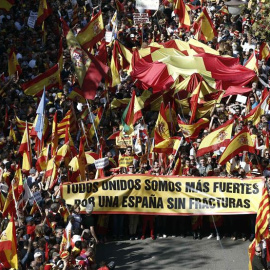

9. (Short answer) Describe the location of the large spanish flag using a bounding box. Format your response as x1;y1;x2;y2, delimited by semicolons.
218;127;255;165
8;48;22;77
193;7;217;42
76;11;105;50
0;0;14;11
21;64;60;96
0;216;18;269
197;118;235;157
174;0;190;29
62;18;108;100
178;118;209;139
36;0;52;25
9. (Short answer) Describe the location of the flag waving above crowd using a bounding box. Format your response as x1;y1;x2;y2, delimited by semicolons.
1;0;270;268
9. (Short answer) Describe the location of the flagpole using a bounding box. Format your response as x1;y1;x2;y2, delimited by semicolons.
168;102;174;135
11;179;21;225
86;99;100;148
80;120;90;149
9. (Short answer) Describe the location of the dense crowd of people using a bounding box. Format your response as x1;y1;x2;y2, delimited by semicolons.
0;0;270;269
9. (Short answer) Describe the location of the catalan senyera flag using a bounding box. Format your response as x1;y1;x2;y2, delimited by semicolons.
16;116;33;137
197;118;235;157
0;216;18;269
71;3;79;27
174;0;190;29
76;11;105;50
193;7;217;42
154;102;170;144
178;118;209;139
62;18;108;100
218;127;255;165
57;109;77;139
259;42;270;61
248;187;270;270
153;137;181;154
21;64;61;96
18;122;32;172
36;0;52;25
51;111;58;157
244;88;270;126
245;52;258;74
121;91;143;133
8;48;22;77
0;0;14;11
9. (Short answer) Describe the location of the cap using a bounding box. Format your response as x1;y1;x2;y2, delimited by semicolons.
34;252;42;258
251;169;261;175
130;34;135;38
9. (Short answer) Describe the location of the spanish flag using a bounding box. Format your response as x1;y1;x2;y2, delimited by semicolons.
193;7;217;42
189;81;201;124
21;64;61;96
9;125;17;144
0;216;18;269
218;5;229;15
36;0;52;25
8;48;22;77
153;137;181;154
45;158;58;189
218;127;255;165
174;0;190;29
197;118;234;157
62;18;108;100
178;118;209;139
36;145;50;172
248;187;270;269
245;52;258;74
154;102;170;144
259;42;270;61
77;11;105;50
0;0;14;11
244;88;270;126
121;91;143;133
18;122;32;173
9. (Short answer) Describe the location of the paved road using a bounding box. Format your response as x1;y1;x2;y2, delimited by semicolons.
96;236;250;270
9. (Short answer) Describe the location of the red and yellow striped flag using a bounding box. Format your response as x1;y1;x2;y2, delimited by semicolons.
218;127;255;165
36;0;52;25
21;64;61;96
245;52;258;74
0;216;18;269
9;125;17;144
71;3;79;27
153;136;181;154
178;118;209;140
174;0;190;29
193;7;217;42
259;42;270;61
248;186;270;269
76;11;105;50
154;102;170;144
18;122;32;172
57;109;77;139
16;116;33;137
36;145;50;172
0;0;14;11
8;48;22;77
197;118;234;157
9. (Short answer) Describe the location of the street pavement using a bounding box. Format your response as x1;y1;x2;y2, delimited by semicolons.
96;236;250;270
